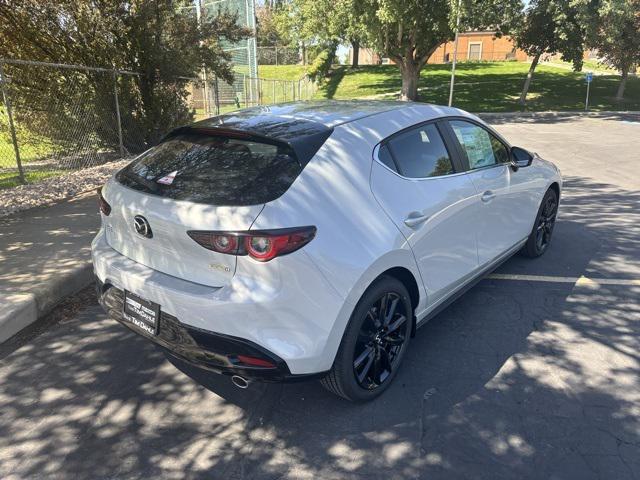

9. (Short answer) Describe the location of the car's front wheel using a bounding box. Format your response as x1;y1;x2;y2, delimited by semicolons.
321;276;412;402
523;187;558;258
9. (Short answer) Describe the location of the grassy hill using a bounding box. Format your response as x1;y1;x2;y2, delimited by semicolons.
257;61;640;112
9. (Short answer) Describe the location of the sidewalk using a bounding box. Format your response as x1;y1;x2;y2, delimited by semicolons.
0;191;100;342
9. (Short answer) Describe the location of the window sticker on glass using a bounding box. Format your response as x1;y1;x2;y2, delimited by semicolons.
157;170;178;185
420;130;431;143
450;121;497;169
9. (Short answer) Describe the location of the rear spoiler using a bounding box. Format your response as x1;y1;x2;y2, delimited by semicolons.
162;124;333;167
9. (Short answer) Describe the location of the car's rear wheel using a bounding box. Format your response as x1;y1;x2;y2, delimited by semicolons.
321;276;412;402
523;188;558;258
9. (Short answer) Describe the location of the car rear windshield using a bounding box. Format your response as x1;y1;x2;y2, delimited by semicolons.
116;133;302;206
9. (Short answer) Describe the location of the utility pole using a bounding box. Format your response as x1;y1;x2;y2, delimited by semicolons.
448;0;462;107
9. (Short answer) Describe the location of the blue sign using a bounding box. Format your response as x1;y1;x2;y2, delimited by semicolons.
585;72;593;83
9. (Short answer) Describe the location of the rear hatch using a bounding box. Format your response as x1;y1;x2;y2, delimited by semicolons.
103;130;303;287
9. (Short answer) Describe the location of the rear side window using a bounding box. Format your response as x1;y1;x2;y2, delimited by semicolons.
117;133;301;206
384;123;454;178
378;144;396;170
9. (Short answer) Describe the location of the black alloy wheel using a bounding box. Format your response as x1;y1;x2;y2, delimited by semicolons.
321;276;412;402
536;193;558;252
353;292;408;389
523;188;558;258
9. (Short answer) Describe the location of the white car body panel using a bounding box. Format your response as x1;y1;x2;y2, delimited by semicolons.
370;161;479;308
92;101;562;376
102;179;263;287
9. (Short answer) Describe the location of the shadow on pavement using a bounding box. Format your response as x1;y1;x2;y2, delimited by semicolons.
484;112;640;126
0;175;638;479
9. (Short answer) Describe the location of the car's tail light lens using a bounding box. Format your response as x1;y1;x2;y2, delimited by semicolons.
97;187;111;216
187;226;316;262
212;234;238;254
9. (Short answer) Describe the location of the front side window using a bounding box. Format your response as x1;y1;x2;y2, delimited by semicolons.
384;123;454;178
449;120;509;170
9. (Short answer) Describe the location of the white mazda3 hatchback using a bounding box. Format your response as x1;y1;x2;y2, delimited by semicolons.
93;100;561;401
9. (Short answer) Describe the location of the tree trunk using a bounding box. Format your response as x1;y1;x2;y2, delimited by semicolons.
351;38;360;68
519;53;541;105
301;42;306;65
400;61;419;101
616;67;629;100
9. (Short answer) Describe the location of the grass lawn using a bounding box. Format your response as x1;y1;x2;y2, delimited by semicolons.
582;59;619;73
0;132;66;188
257;61;640;112
258;65;308;81
0;135;58;164
0;168;66;189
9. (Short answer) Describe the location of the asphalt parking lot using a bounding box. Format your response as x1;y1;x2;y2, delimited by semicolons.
1;114;639;480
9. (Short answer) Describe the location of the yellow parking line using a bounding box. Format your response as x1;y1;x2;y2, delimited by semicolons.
487;273;640;286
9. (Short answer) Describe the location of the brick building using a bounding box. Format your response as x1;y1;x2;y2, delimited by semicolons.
348;31;529;65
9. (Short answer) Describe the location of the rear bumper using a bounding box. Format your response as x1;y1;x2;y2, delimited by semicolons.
96;278;325;382
92;227;348;375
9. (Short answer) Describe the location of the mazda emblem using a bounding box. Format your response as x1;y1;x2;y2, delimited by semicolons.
133;215;153;238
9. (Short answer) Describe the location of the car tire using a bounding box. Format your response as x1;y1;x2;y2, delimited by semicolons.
522;188;558;258
321;276;412;402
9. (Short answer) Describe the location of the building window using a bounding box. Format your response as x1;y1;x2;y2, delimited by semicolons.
468;42;483;61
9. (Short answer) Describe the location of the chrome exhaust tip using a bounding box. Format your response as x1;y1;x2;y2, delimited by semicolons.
231;375;250;389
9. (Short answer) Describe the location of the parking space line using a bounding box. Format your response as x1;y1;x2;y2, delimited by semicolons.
487;273;640;286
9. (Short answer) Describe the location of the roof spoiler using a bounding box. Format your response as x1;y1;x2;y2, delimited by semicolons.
160;124;332;167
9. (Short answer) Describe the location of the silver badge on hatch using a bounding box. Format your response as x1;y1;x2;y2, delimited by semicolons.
209;263;231;273
133;215;153;238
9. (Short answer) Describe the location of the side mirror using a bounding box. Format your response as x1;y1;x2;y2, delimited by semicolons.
510;146;534;170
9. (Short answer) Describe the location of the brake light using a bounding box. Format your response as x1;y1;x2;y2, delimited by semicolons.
97;187;111;216
187;226;316;262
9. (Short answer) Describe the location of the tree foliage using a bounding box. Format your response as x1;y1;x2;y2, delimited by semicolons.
256;3;286;47
271;0;366;66
513;0;585;104
357;0;524;100
0;0;249;151
578;0;640;99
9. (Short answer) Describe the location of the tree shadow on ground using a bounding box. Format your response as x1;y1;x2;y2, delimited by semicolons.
0;176;638;479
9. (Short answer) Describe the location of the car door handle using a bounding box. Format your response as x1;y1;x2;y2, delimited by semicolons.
481;190;496;203
404;212;430;228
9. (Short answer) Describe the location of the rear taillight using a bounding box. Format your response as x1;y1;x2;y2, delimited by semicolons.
187;226;316;262
97;187;111;216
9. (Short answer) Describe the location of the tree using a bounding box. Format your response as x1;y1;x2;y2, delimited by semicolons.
357;0;523;101
513;0;586;105
580;0;640;100
273;0;313;64
256;4;283;47
303;0;367;68
0;0;248;150
273;0;366;67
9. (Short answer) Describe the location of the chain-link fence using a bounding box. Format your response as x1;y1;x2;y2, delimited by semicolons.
257;47;301;66
0;58;315;190
189;74;316;120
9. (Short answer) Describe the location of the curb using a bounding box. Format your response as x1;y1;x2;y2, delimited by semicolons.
477;110;640;118
0;263;94;343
